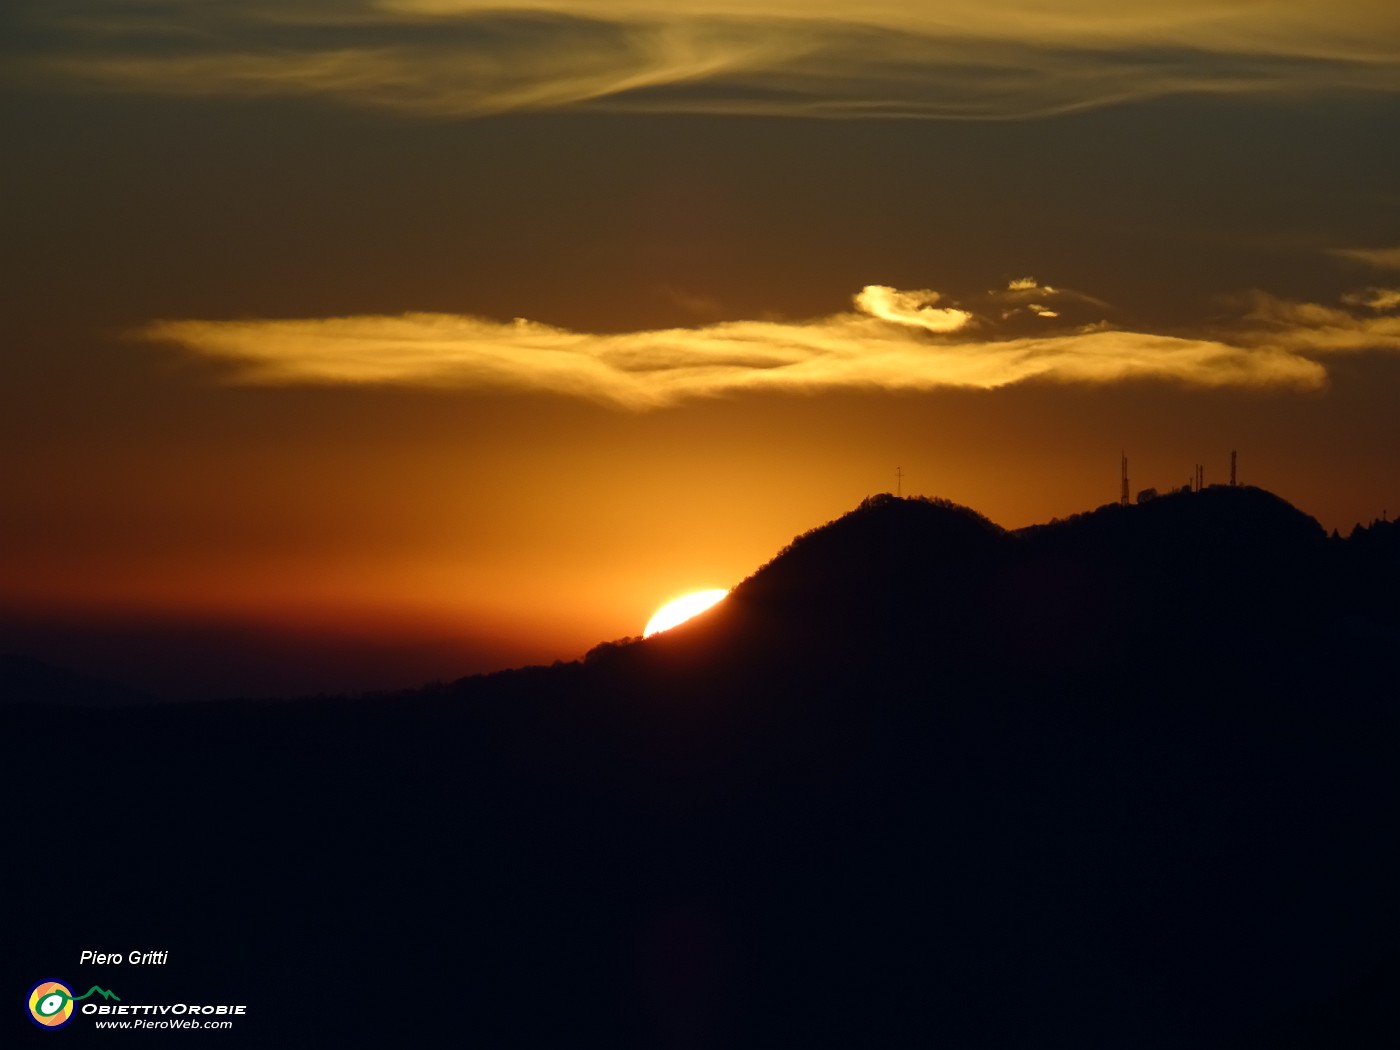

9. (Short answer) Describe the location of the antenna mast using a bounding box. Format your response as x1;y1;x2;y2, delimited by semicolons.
896;466;904;498
1230;450;1237;487
1120;452;1129;506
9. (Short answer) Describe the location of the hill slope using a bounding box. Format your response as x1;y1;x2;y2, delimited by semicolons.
6;488;1397;1049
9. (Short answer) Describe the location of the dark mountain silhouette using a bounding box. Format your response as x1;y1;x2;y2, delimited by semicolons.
6;487;1397;1048
0;652;156;707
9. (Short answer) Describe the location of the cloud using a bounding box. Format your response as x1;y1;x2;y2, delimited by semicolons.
136;283;1336;410
994;277;1106;307
1342;287;1400;312
1330;247;1400;272
985;278;1107;328
1233;290;1400;354
11;1;1400;120
851;286;972;333
33;17;801;118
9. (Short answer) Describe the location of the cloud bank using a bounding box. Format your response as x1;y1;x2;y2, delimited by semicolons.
11;0;1400;120
131;280;1395;410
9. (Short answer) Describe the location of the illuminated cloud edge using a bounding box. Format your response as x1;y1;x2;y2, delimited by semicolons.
130;281;1400;410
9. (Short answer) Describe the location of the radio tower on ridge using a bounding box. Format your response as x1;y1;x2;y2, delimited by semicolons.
1120;452;1130;506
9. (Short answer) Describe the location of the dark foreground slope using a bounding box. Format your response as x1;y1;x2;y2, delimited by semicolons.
0;653;156;707
8;489;1398;1048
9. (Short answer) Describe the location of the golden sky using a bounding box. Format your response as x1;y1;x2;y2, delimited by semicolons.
2;0;1398;695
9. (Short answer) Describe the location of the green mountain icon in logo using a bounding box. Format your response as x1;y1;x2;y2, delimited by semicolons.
73;986;121;1002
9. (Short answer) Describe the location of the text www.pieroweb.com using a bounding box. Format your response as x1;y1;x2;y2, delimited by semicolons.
93;1017;236;1030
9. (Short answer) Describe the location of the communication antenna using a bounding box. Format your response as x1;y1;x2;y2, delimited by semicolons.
1230;450;1238;487
1194;464;1204;492
1120;452;1129;506
896;466;904;498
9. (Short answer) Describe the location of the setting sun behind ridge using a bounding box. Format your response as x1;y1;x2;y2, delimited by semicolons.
644;589;729;638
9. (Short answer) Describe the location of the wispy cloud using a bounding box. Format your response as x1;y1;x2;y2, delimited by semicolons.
1233;290;1400;355
1330;246;1400;272
1342;287;1400;312
136;282;1345;410
11;0;1400;120
986;278;1109;326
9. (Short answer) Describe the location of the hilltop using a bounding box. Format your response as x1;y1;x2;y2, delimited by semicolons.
576;484;1389;694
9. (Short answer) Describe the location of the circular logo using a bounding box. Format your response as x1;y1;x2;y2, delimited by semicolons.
28;981;76;1029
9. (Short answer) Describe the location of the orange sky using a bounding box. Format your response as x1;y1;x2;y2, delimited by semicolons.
2;1;1398;696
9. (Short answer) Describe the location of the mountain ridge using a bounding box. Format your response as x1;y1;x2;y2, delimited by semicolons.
579;483;1389;690
7;485;1397;1047
4;485;1389;706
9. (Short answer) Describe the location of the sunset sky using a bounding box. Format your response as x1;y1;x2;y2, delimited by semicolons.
3;0;1398;696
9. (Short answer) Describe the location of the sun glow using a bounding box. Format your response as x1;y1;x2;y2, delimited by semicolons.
644;588;729;638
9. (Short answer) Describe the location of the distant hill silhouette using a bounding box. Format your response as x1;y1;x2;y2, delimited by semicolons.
6;487;1397;1048
614;484;1389;691
0;652;156;707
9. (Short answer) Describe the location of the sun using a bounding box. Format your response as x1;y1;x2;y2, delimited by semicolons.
644;589;729;638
